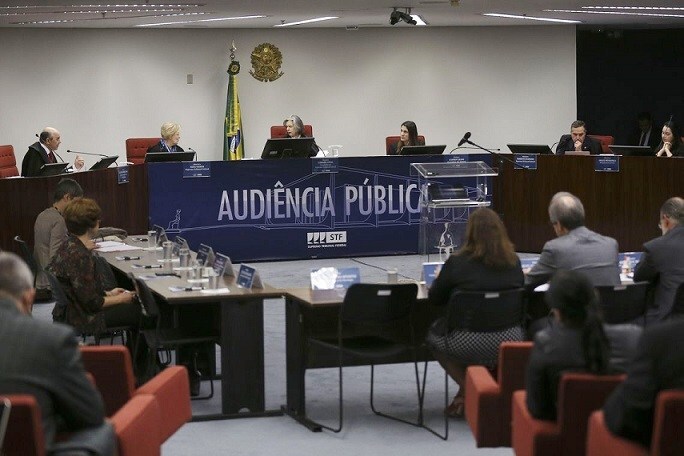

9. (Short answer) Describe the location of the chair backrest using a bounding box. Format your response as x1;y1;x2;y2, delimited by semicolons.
0;395;45;456
12;236;37;279
557;372;624;456
588;135;615;153
446;288;525;332
340;283;418;326
44;270;69;323
80;346;136;417
385;135;426;155
596;282;649;324
270;125;313;138
498;341;534;393
132;274;161;320
651;389;684;456
0;145;19;178
125;138;159;165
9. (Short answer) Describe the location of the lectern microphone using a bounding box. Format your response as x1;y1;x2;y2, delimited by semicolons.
457;132;472;147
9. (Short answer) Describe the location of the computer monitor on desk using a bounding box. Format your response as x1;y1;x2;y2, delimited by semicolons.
507;144;553;155
399;145;446;155
608;145;654;157
89;155;119;170
37;162;70;176
261;138;316;159
144;151;196;163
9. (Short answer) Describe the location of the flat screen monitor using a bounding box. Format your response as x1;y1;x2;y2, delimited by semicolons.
608;145;654;157
261;138;316;159
89;155;119;170
399;145;446;155
507;144;553;155
37;162;70;177
144;151;196;163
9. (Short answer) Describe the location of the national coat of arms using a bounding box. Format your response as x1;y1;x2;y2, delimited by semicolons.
249;43;284;82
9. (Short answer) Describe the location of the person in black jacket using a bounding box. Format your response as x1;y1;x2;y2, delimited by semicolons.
147;122;185;153
654;120;683;157
555;120;603;155
22;127;84;177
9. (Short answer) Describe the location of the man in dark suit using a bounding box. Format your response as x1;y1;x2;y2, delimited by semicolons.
525;192;621;289
629;112;661;151
603;318;684;446
0;252;114;454
21;127;84;177
555;120;603;155
634;197;684;323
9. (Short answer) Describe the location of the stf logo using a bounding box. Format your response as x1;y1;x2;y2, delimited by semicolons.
307;231;347;245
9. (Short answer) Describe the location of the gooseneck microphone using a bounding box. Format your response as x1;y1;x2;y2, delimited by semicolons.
66;149;108;158
460;132;527;171
457;131;472;147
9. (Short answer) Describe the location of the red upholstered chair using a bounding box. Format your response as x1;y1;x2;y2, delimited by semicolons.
511;372;624;456
270;125;313;138
465;341;534;447
385;135;426;155
0;145;19;178
79;345;191;443
588;135;614;154
587;390;684;456
125;137;159;165
0;393;161;456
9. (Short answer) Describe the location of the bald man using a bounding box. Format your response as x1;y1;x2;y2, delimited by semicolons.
21;127;84;177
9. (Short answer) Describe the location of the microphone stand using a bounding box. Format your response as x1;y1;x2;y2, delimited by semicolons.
67;150;119;167
464;139;528;173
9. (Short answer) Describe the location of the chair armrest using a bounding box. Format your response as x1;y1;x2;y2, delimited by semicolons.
586;411;648;456
110;394;161;456
465;366;504;447
511;391;561;456
135;366;191;442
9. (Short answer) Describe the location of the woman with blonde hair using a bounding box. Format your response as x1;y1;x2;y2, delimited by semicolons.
147;122;184;153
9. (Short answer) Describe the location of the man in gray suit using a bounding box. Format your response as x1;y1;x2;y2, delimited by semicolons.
0;252;114;454
33;178;84;290
634;197;684;323
526;192;621;289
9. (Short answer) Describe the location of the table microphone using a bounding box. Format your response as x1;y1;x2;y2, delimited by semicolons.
187;148;197;160
66;149;109;158
462;133;527;172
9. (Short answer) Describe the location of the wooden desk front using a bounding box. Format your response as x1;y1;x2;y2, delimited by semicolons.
493;155;684;252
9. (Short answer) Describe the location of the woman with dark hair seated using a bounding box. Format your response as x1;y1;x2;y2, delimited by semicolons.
427;208;524;417
283;114;320;157
654;120;683;157
47;198;140;336
525;270;642;420
388;120;424;155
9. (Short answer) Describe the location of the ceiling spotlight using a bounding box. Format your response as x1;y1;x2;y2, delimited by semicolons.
389;7;417;25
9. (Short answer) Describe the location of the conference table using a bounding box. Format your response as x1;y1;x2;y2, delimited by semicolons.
282;285;440;432
98;238;284;421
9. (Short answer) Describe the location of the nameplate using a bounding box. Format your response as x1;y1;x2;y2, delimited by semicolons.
172;236;188;256
117;166;129;184
213;252;234;277
312;158;339;174
196;243;215;267
444;155;467;163
513;154;538;170
310;266;360;290
237;264;263;289
152;224;167;244
183;162;211;178
594;156;620;172
421;262;443;287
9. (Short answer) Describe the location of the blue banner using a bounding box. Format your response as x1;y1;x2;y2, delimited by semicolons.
148;154;492;262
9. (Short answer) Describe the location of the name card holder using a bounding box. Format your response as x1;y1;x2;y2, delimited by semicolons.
310;266;361;290
237;264;264;289
196;243;216;267
213;252;235;277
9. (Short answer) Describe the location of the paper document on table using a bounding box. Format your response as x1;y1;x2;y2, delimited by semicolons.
95;242;141;252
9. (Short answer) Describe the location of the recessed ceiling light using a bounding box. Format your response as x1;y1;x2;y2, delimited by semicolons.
137;14;264;27
274;16;338;27
411;14;427;26
484;13;581;24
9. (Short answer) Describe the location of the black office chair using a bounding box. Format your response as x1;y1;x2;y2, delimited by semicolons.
595;282;649;325
131;274;218;400
12;235;37;285
307;283;423;433
45;269;131;345
672;282;684;319
424;287;526;440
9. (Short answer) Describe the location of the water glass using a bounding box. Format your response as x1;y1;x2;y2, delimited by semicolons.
387;268;398;284
179;248;190;268
147;230;157;249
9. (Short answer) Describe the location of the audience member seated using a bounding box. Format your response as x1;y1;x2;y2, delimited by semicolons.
47;198;140;338
147;122;184;153
555;120;603;155
427;208;524;418
21;127;84;177
387;120;425;155
282;114;320;157
603;318;684;447
0;252;115;453
526;270;641;421
654;120;683;157
526;192;620;289
634;197;684;323
630;112;660;150
33;178;84;290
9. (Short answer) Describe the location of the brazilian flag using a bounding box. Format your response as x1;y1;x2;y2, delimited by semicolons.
224;60;244;160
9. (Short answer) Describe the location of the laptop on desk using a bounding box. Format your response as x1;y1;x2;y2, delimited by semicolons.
507;144;553;155
609;145;653;157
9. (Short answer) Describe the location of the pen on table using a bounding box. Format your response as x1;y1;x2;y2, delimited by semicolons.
140;265;162;269
184;287;203;291
123;256;141;261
